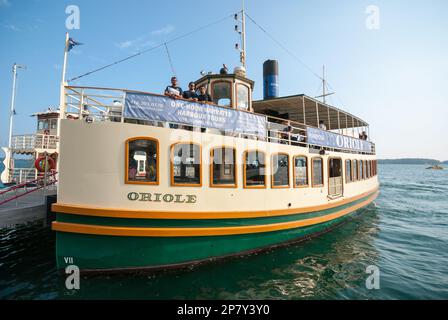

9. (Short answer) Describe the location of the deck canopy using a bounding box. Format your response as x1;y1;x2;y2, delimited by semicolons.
253;94;368;130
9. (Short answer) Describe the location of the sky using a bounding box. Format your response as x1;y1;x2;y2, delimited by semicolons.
0;0;447;160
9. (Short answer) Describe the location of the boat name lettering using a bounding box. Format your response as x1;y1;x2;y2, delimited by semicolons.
127;192;197;204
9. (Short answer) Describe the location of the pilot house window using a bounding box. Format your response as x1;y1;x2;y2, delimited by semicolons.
211;147;236;187
237;84;249;111
126;138;158;184
171;143;201;186
212;82;231;107
244;151;266;188
272;153;289;187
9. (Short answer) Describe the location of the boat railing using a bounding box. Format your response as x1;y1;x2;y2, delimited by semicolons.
63;86;375;155
11;134;59;151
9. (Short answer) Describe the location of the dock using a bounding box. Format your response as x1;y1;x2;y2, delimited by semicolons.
0;186;57;227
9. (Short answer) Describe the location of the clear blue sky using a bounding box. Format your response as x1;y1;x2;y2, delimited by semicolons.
1;0;447;160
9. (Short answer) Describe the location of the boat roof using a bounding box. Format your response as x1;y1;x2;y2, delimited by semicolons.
253;94;368;129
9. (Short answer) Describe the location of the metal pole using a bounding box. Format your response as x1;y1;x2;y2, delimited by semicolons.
8;64;18;149
241;0;247;69
43;152;48;198
322;65;326;104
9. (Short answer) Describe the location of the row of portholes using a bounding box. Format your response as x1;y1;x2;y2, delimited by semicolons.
125;138;377;188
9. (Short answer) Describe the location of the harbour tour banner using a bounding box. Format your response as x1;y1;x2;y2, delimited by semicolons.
306;127;373;153
124;92;267;137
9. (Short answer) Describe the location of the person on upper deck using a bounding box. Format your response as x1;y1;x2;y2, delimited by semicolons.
183;82;199;101
164;76;183;99
197;86;212;103
359;131;368;140
319;120;327;130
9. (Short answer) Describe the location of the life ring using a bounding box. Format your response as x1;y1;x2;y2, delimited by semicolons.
35;156;56;172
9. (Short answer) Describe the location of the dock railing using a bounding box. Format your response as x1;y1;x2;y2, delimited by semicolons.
0;171;58;206
63;86;375;155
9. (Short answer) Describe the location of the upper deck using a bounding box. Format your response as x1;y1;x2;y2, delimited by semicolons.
61;85;375;156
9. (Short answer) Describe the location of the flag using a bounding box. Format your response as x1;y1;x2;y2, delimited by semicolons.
68;38;83;52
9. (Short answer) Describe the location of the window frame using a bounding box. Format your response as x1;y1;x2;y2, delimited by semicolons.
352;159;358;181
243;149;267;189
359;160;364;180
345;159;352;183
210;146;237;188
293;155;309;188
236;82;251;112
311;156;324;188
271;153;290;189
170;142;202;187
211;80;233;108
125;137;159;185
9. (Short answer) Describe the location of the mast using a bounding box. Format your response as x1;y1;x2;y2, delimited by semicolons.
322;65;326;104
241;0;246;69
8;63;26;149
235;0;247;69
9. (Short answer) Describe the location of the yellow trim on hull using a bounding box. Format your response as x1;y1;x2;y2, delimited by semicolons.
52;191;378;237
52;187;379;220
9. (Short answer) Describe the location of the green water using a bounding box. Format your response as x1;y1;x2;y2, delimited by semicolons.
1;164;447;299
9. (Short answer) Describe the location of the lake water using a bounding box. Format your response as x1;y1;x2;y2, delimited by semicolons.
0;164;447;299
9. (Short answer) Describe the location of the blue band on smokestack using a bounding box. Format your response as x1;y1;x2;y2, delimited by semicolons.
263;60;279;100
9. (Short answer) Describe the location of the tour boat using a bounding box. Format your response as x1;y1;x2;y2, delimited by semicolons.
50;13;379;273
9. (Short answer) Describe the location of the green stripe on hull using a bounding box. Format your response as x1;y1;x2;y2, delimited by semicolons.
55;192;374;228
55;203;372;271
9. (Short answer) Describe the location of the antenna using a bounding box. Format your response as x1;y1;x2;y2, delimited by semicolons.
234;0;247;69
315;65;335;103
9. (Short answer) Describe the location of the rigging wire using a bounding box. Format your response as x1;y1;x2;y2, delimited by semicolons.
164;43;176;76
245;12;353;113
244;13;323;82
67;13;234;83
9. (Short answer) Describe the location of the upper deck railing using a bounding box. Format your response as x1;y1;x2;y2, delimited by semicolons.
11;134;58;152
63;86;375;155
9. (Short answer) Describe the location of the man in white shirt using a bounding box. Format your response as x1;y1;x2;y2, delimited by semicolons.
319;120;327;130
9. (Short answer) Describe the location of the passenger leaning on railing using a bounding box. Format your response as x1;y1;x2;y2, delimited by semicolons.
183;82;199;101
164;76;183;99
197;86;212;103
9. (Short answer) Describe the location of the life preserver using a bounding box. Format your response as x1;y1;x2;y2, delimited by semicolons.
35;156;56;172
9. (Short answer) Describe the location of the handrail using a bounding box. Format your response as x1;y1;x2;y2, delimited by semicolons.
0;171;58;206
63;86;376;155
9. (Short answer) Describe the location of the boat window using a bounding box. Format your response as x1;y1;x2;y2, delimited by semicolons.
293;156;308;187
345;159;352;183
244;150;266;188
352;160;358;181
171;143;201;186
237;83;249;111
367;161;371;178
126;138;158;185
359;160;364;180
38;119;49;130
312;157;324;187
272;153;289;188
50;119;58;130
212;81;231;107
211;147;236;187
363;160;368;179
